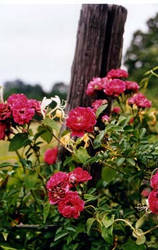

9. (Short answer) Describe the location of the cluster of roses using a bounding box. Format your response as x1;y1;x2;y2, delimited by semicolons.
0;93;41;140
148;171;158;214
46;167;92;218
66;69;152;138
86;68;151;108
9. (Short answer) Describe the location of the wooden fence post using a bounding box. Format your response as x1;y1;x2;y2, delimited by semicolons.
66;4;127;111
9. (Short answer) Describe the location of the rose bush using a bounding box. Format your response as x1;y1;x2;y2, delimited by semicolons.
1;68;158;249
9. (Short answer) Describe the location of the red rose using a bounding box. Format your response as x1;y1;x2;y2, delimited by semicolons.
125;81;139;92
107;69;128;79
44;147;58;165
8;94;35;124
46;172;70;204
128;93;151;108
58;191;84;219
86;77;105;96
148;190;158;214
141;188;151;198
0;122;6;140
129;117;134;125
150;172;158;190
27;99;41;114
66;107;96;137
104;79;126;96
112;106;121;114
91;99;107;113
0;103;11;120
69;167;92;184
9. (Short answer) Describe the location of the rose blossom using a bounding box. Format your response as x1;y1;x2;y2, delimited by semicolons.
66;107;96;137
125;81;139;92
7;94;28;107
104;79;126;96
0;122;6;140
7;94;35;125
107;69;128;79
112;106;121;114
46;172;70;205
58;191;84;219
148;190;158;214
69;167;92;184
86;77;105;96
91;99;108;112
44;147;58;165
141;188;151;198
128;93;151;108
27;99;41;114
0;103;11;120
102;115;110;122
150;172;158;190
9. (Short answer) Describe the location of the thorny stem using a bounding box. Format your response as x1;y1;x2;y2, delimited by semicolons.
143;225;158;236
114;219;135;231
114;219;158;238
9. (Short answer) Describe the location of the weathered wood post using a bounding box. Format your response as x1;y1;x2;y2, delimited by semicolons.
66;4;127;111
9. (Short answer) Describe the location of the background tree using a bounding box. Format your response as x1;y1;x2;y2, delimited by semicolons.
124;13;158;106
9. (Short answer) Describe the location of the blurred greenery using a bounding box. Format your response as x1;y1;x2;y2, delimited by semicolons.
3;79;68;101
124;12;158;108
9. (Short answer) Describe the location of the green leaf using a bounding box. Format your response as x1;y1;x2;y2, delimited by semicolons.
140;128;146;138
43;202;50;223
38;126;52;143
136;235;146;245
102;167;117;183
87;218;95;235
122;239;146;250
126;158;135;166
43;118;58;131
93;130;105;149
96;104;108;118
9;133;30;151
73;147;90;164
102;214;114;228
24;174;39;189
101;225;113;244
135;214;148;229
116;157;125;167
54;231;68;241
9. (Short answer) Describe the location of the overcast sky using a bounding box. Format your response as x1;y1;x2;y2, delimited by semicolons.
0;3;158;91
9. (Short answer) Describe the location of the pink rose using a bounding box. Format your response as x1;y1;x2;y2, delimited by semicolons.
0;122;6;140
128;93;151;108
150;172;158;190
69;167;92;184
0;103;11;120
107;69;128;79
86;77;105;96
91;99;108;112
112;106;121;114
58;191;84;219
44;147;58;165
46;172;70;205
148;190;158;214
102;115;110;122
104;79;126;96
125;81;139;92
66;107;96;137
